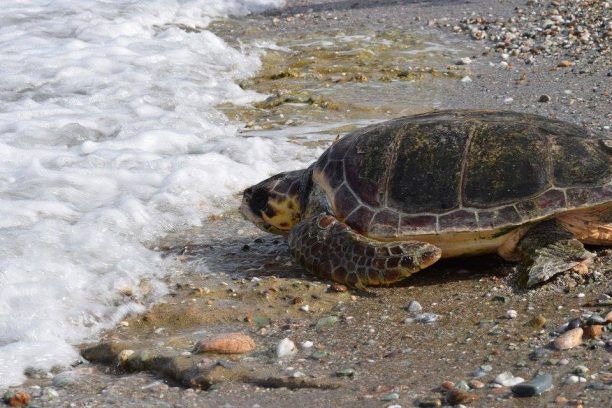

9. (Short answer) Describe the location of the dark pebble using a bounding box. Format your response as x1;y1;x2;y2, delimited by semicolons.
566;318;582;331
586;314;606;325
511;373;553;397
538;94;551;102
528;348;548;361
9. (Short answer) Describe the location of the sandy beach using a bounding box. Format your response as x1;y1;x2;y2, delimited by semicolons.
2;1;610;407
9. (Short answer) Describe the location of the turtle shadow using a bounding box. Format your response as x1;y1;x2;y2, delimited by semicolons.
393;255;514;288
158;223;513;290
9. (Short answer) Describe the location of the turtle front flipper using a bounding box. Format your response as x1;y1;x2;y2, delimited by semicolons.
288;214;441;289
517;220;594;287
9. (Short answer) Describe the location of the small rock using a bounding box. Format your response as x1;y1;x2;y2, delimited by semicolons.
565;375;580;384
538;94;551;103
300;340;314;349
381;392;399;401
329;283;347;292
315;316;338;331
276;338;297;359
441;380;455;390
118;349;135;364
527;315;547;329
495;371;524;387
511;373;553;397
414;313;438;323
43;387;59;399
583;325;603;339
566;318;582;331
418;399;442;407
52;371;77;388
195;333;256;354
573;365;589;375
2;391;31;407
506;310;518;319
447;389;477;405
468;379;485;389
460;75;472;83
335;368;355;378
405;300;423;313
456;57;472;65
455;380;470;391
558;60;573;67
605;310;612;323
553;327;583;350
299;304;310;312
586;314;606;325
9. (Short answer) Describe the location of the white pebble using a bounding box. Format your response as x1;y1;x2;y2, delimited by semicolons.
276;338;297;359
565;375;580;384
577;293;585;298
503;97;514;104
506;309;518;319
495;371;525;387
460;75;472;83
299;304;310;312
300;340;314;349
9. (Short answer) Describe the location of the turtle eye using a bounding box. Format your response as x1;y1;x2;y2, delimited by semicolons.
249;188;268;215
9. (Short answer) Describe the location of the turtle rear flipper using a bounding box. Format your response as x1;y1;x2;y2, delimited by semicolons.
288;214;441;289
517;220;594;287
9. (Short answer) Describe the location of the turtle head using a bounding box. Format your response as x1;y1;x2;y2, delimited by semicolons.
240;170;304;235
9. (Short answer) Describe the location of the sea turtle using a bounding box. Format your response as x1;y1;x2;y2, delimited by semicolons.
240;110;611;289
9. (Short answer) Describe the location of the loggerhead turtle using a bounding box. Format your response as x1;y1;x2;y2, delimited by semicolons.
240;110;611;289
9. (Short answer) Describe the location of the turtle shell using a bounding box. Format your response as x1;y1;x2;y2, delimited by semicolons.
313;110;611;238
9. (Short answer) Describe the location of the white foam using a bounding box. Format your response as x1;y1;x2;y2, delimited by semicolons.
0;0;317;388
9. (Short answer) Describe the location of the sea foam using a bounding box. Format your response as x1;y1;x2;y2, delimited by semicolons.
0;0;315;387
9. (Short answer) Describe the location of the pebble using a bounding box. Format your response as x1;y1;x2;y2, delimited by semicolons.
468;379;485;389
460;75;472;83
586;314;606;325
528;315;546;329
511;373;553;397
276;338;298;359
335;368;356;378
43;388;59;399
456;57;472;65
195;333;256;354
418;399;442;407
300;340;314;349
538;94;551;103
405;300;423;313
495;371;524;387
565;375;580;384
329;283;347;292
414;313;439;324
583;325;603;339
573;365;589;375
315;316;338;331
381;392;400;401
447;389;477;405
455;380;470;391
2;391;31;407
553;327;583;350
506;309;518;319
441;381;454;390
606;310;612;323
299;304;310;312
52;371;77;388
118;349;135;364
566;318;582;331
558;60;573;68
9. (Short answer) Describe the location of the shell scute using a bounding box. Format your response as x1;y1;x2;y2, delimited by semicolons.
464;123;550;208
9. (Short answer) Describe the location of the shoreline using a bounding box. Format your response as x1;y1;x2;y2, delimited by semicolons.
3;1;610;407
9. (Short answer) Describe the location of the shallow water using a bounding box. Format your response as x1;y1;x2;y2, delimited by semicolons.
0;0;313;388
